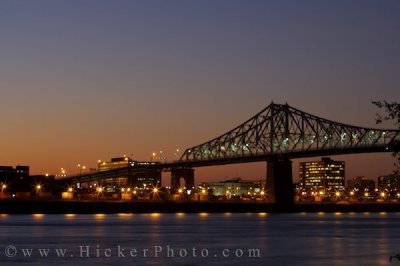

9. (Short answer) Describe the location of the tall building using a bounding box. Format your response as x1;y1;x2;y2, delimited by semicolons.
299;157;345;190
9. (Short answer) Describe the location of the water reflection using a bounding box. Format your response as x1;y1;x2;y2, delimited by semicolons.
0;213;397;265
198;212;209;218
64;213;76;219
149;213;161;219
94;213;106;221
32;213;45;220
175;212;185;218
117;213;133;219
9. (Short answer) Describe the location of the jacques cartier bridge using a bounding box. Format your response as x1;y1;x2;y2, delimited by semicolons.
68;103;400;206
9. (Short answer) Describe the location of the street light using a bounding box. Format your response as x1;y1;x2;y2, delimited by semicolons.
152;187;160;200
174;148;180;158
0;184;6;200
96;186;103;199
60;168;66;177
36;184;41;198
77;164;86;174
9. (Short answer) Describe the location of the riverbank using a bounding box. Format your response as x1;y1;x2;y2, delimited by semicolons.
1;200;400;214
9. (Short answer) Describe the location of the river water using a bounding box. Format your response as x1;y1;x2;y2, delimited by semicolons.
0;212;398;265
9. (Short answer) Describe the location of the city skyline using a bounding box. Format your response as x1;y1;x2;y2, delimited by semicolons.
0;1;399;182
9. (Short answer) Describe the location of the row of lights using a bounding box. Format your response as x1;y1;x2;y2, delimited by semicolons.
1;184;42;191
59;149;181;176
301;190;395;198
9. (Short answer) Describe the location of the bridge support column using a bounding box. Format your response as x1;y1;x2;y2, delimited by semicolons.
266;158;294;207
171;168;195;189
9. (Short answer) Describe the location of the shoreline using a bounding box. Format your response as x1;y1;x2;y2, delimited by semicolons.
1;200;400;214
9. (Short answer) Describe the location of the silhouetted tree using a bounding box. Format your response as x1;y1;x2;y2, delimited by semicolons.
372;101;400;125
373;100;400;174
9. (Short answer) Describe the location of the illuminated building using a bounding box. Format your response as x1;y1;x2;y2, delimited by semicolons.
299;157;345;190
0;165;30;192
98;157;130;171
347;176;375;193
0;166;58;198
202;178;263;198
378;174;400;192
96;157;161;190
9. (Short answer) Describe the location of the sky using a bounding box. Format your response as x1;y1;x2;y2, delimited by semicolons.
0;0;399;184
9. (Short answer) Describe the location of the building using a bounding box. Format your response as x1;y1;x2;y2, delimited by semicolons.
0;165;61;199
378;174;400;192
201;178;263;198
94;157;161;190
347;176;375;194
299;157;345;191
0;165;30;192
98;157;130;171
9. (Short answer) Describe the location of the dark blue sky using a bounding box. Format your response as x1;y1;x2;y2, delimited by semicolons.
0;0;399;181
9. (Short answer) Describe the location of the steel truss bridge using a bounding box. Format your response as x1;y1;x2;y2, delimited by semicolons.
179;103;400;164
68;103;400;206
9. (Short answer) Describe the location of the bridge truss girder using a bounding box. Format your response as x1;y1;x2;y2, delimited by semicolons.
181;103;400;162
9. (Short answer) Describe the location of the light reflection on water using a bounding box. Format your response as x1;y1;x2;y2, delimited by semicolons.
0;212;398;266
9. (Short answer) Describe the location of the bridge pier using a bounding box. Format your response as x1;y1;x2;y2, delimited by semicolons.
171;168;195;189
266;158;294;207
